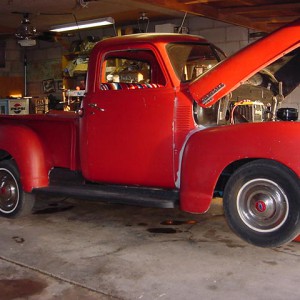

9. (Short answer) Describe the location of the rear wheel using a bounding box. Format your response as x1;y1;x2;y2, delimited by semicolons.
0;160;35;218
223;159;300;247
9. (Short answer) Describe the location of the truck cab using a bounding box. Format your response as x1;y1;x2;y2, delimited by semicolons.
80;34;225;188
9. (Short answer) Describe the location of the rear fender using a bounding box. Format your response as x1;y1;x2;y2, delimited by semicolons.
0;125;51;192
179;122;300;213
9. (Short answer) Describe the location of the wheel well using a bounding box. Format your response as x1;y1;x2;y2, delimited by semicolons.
214;158;256;197
215;158;300;197
0;150;12;161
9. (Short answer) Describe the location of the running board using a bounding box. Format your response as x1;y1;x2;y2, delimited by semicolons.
33;183;179;209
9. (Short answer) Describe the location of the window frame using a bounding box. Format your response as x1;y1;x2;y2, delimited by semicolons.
99;48;167;89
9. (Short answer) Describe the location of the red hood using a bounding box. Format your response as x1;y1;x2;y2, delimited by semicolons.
189;18;300;108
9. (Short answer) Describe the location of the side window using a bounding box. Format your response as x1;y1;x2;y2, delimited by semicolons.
100;50;166;90
105;58;151;84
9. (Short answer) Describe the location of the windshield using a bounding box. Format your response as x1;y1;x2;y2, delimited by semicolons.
166;43;222;82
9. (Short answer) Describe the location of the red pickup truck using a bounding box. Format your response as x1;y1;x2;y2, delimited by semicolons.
0;19;300;247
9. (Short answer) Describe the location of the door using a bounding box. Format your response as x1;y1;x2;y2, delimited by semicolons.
81;48;176;188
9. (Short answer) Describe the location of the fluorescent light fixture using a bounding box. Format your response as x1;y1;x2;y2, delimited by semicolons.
50;17;114;32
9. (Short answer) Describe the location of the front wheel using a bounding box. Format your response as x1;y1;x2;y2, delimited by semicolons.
0;160;35;218
223;159;300;247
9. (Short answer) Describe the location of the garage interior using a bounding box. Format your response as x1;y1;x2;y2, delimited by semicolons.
0;1;300;299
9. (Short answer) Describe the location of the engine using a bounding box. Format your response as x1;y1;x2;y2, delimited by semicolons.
193;72;298;126
194;48;300;126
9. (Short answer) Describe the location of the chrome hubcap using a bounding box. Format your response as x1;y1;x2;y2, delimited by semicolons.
0;169;19;214
237;178;288;232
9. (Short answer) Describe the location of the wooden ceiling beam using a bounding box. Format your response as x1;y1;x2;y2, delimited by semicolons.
135;0;272;32
134;0;218;18
251;16;298;23
221;3;300;14
178;0;220;4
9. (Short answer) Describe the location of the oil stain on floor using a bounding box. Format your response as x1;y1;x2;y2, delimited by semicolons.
0;278;47;300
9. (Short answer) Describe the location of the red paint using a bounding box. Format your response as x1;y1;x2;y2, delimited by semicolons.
180;121;300;213
0;23;298;221
0;114;79;190
80;35;201;187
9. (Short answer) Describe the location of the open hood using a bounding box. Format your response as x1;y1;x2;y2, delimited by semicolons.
189;18;300;108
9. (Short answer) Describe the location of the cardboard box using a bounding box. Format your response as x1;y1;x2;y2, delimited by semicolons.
8;99;29;115
31;98;49;114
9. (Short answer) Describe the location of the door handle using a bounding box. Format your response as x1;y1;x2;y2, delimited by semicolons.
88;103;105;111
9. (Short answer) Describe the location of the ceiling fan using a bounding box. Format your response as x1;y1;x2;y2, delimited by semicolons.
14;13;39;46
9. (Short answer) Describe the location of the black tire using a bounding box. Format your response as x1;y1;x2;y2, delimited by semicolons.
0;160;35;218
223;159;300;247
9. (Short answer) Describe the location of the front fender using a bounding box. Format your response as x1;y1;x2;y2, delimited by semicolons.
180;122;300;213
0;125;51;192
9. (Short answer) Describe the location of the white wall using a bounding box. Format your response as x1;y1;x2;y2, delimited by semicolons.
153;16;253;56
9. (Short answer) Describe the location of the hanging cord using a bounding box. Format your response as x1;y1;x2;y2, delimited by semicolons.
24;50;27;97
72;13;82;42
177;11;188;33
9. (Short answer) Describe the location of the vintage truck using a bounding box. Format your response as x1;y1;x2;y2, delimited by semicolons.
0;18;300;247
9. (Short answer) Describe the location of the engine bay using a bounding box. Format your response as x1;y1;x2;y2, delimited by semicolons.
193;47;300;126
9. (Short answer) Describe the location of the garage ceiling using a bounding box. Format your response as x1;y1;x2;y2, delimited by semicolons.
0;0;299;38
145;0;300;32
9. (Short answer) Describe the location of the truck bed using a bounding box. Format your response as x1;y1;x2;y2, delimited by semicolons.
0;111;80;170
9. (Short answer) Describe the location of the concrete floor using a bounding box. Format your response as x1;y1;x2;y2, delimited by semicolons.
0;196;300;300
